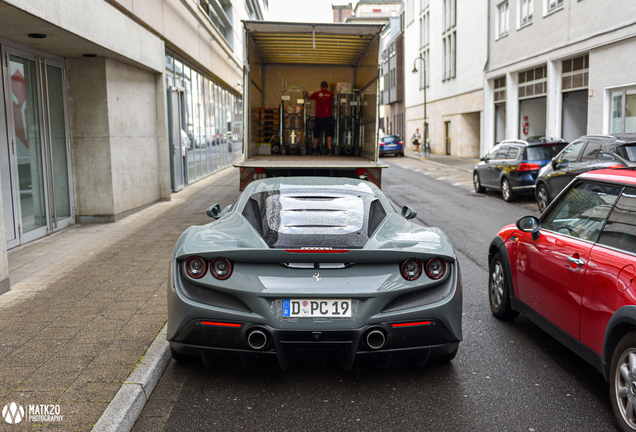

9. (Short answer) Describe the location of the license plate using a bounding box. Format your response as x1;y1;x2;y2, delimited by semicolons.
282;299;352;318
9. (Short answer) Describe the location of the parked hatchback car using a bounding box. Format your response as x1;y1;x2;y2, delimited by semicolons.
168;177;462;370
379;135;404;157
535;134;636;212
473;138;568;202
488;168;636;431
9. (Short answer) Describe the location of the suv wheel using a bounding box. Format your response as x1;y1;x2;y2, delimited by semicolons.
473;172;485;193
501;178;515;202
537;183;551;213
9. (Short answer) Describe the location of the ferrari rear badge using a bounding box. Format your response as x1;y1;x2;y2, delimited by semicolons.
313;272;321;282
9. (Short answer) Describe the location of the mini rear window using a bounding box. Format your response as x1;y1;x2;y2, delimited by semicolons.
382;136;400;143
525;143;568;161
242;189;387;249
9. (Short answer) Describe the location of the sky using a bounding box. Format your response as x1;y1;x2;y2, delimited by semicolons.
267;0;357;23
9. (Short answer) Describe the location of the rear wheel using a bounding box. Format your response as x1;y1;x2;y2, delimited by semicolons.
610;332;636;432
501;178;515;202
489;252;518;319
537;183;551;213
473;172;485;193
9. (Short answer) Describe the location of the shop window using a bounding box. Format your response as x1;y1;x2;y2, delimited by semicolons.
610;88;636;134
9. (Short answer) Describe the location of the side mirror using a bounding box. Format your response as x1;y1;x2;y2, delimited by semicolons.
516;215;542;240
206;203;222;219
401;205;417;220
551;157;559;169
480;156;486;162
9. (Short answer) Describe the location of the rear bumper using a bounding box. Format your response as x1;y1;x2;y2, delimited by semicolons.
379;147;403;155
170;319;459;370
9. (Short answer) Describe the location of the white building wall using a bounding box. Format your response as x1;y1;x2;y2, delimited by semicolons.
484;0;636;155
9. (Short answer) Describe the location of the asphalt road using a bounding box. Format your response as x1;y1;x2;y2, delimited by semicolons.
133;160;619;431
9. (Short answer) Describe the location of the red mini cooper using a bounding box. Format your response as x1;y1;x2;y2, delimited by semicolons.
488;168;636;432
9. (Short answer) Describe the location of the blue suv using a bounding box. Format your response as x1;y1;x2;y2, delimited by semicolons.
473;138;568;202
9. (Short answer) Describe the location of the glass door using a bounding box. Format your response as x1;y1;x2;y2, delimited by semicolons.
2;46;73;248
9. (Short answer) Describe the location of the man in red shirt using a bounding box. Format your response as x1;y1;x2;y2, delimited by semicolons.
308;81;334;155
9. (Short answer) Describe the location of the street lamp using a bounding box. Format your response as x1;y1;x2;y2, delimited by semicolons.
412;56;427;154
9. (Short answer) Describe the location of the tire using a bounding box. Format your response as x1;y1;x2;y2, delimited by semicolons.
400;152;404;157
610;331;636;432
536;183;551;213
473;172;485;193
501;178;515;202
489;252;519;319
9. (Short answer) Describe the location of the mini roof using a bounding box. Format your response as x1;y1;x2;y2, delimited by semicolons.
579;168;636;186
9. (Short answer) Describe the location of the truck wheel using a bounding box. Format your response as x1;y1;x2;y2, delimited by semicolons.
300;146;306;156
335;147;341;156
281;146;287;155
355;148;361;157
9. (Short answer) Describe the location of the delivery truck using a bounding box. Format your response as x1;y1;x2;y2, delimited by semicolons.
235;21;388;190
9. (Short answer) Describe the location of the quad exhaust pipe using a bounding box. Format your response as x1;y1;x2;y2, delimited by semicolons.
366;329;386;350
247;329;268;350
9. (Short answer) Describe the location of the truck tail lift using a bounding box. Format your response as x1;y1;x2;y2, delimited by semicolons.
280;86;307;156
335;89;363;157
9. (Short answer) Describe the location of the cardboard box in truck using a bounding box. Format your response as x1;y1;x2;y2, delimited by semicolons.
234;21;388;191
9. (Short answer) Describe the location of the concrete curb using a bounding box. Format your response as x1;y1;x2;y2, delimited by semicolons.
92;324;171;432
404;153;475;173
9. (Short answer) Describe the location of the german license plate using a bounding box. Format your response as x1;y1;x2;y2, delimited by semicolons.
282;299;352;318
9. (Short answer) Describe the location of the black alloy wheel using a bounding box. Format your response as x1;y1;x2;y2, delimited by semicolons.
488;252;519;320
537;183;551;213
610;331;636;432
473;172;485;193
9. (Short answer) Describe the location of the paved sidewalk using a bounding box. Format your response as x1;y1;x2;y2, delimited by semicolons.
402;140;479;173
0;167;240;431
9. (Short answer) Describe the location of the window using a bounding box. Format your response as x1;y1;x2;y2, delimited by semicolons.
520;0;533;26
495;146;510;159
198;0;233;48
598;187;636;254
543;182;622;242
518;65;547;99
562;54;589;91
494;76;506;102
442;2;456;82
547;0;564;13
498;1;509;38
418;5;430;89
580;142;602;162
506;147;520;159
558;141;585;163
610;87;636;134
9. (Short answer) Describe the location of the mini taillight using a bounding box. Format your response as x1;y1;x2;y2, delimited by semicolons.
517;162;541;172
185;256;206;279
426;258;446;280
398;141;403;145
210;258;233;280
380;142;385;146
401;258;422;281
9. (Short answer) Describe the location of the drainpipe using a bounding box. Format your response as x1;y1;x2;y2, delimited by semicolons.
484;0;490;71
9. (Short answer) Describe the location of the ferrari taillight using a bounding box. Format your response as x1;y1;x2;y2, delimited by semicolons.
426;258;446;280
400;258;422;281
211;258;233;280
185;256;206;279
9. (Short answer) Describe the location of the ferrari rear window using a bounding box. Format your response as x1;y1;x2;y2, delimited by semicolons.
242;189;386;249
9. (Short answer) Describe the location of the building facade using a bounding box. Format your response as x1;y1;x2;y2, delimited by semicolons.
0;0;267;295
483;0;636;153
379;13;405;140
404;0;487;157
346;0;403;25
332;2;353;22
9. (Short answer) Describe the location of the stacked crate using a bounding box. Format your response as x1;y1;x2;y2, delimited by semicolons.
252;108;279;143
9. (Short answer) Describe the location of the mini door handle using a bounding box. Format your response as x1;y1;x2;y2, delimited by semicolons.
567;256;585;267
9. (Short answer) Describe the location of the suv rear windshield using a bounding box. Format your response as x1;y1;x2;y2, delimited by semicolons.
382;136;400;143
242;189;387;249
616;144;636;162
524;143;568;161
